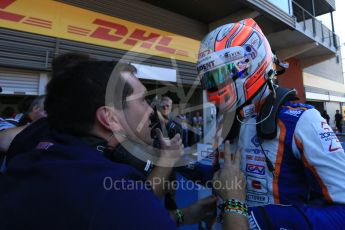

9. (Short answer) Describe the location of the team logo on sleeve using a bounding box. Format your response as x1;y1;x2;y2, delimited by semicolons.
284;109;303;117
317;122;343;153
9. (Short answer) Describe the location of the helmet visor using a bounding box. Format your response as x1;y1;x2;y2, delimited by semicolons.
200;62;236;92
197;46;254;111
197;46;252;92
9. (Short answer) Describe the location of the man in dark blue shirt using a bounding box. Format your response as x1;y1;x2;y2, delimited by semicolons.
0;54;178;229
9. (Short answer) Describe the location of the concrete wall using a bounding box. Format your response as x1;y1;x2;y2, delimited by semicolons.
303;56;344;84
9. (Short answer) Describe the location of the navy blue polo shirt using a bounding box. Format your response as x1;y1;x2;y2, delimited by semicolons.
0;130;175;229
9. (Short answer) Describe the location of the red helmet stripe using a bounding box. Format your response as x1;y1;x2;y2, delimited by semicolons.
230;27;253;47
243;18;263;34
214;23;240;51
245;74;266;99
243;18;256;27
244;56;271;99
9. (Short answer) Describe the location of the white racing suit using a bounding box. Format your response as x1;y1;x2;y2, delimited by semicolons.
229;101;345;229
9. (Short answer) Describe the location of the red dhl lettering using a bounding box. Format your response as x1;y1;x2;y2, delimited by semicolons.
89;18;189;57
0;0;16;9
90;18;128;42
124;29;160;47
0;0;24;22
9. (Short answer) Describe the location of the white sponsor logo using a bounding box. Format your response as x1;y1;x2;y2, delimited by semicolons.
196;46;245;72
284;110;303;117
247;193;269;204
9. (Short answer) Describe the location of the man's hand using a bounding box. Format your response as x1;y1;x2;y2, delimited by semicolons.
212;141;246;201
155;128;184;167
182;195;217;225
146;128;183;197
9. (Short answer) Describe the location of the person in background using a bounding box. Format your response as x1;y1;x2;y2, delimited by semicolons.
1;106;15;119
0;96;46;154
152;96;216;223
17;95;46;126
14;96;35;121
157;96;176;137
155;96;191;146
192;111;203;143
0;53;93;158
160;96;173;117
175;107;190;147
0;106;17;131
321;110;330;125
335;109;343;133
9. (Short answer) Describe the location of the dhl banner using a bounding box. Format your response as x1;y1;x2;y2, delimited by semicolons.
0;0;200;63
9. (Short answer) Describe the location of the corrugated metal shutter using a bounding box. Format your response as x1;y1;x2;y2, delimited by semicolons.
0;29;198;85
57;0;207;40
0;28;56;70
0;69;40;95
58;39;198;85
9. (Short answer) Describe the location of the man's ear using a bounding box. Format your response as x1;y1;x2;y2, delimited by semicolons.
95;106;123;132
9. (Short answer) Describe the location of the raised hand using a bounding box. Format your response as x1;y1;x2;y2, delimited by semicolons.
155;128;184;167
212;141;246;201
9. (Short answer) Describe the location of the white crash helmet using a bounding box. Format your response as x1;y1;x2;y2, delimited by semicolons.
197;18;275;112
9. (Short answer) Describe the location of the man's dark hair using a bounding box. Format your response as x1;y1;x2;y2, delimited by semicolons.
52;52;96;78
45;53;135;135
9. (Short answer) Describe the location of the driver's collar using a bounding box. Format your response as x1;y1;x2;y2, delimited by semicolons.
238;97;268;119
